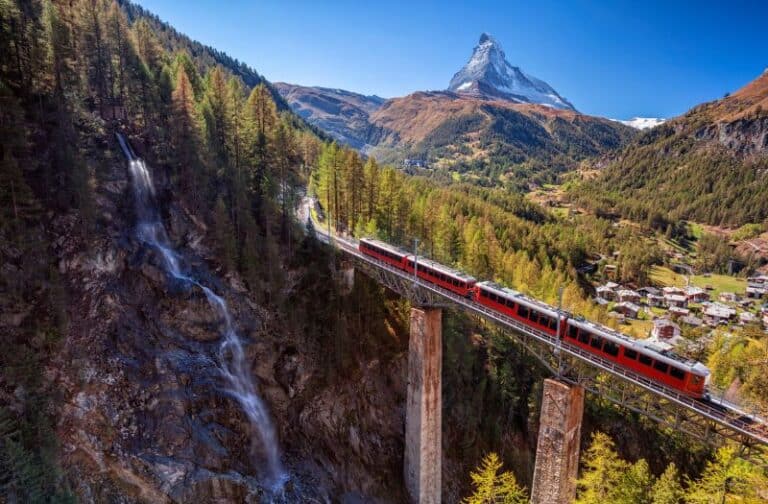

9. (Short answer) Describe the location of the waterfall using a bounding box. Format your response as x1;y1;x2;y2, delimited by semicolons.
116;134;287;490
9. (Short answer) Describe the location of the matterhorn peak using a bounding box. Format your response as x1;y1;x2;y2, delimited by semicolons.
448;33;575;111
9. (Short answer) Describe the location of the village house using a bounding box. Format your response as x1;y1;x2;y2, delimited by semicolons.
596;285;617;301
684;286;710;303
665;293;688;308
703;303;737;326
651;318;682;344
746;285;767;299
681;315;704;327
719;292;739;303
638;286;661;297
662;286;685;296
739;312;757;325
647;293;665;308
613;301;641;319
617;289;641;303
668;306;690;319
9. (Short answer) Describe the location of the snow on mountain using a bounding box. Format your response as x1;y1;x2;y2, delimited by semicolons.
613;117;666;130
448;33;576;111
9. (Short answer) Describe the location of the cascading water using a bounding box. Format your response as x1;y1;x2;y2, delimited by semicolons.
116;133;287;491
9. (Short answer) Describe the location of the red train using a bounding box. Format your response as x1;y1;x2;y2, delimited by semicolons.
359;238;710;398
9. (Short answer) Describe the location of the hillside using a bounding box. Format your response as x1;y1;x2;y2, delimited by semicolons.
273;83;384;149
573;69;768;227
366;91;635;188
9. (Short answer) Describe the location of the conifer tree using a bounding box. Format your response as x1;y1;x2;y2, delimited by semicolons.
463;452;527;504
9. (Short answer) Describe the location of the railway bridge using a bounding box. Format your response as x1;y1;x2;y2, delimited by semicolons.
301;200;768;504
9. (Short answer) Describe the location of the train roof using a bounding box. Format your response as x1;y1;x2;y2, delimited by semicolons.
568;317;709;376
476;281;560;319
359;237;410;257
406;255;477;283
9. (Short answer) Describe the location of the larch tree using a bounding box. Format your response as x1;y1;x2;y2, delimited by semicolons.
463;452;527;504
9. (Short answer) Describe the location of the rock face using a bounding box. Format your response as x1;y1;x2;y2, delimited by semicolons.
49;142;410;502
448;33;575;111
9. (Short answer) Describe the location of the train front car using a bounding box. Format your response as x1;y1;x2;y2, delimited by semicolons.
473;281;564;338
403;255;477;297
359;238;411;270
564;318;709;398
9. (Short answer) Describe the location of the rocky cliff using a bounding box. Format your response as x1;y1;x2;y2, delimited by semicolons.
40;136;415;502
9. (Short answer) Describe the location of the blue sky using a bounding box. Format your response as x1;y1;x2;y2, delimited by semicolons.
136;0;767;119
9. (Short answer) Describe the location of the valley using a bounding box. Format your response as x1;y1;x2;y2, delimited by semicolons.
1;1;767;503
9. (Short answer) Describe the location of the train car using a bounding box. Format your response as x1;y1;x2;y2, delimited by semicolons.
359;238;410;269
403;255;477;297
564;317;710;398
473;281;565;337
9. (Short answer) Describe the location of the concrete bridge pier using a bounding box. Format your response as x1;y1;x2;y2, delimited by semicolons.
530;378;585;504
404;307;442;504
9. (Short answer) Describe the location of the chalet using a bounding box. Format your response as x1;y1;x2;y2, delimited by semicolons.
681;315;704;327
664;293;688;308
604;264;618;279
684;286;710;303
746;285;767;299
617;289;641;303
703;303;737;326
596;285;617;301
651;318;682;342
668;306;690;318
719;292;739;303
613;301;640;319
638;286;661;297
647;293;665;308
662;286;685;296
739;312;757;325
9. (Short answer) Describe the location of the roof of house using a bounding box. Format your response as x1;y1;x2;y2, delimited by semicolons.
681;315;704;326
704;304;737;318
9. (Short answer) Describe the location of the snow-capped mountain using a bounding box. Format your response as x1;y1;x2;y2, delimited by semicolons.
614;117;666;130
448;33;575;111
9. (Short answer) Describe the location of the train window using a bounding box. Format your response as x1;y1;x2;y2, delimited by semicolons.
590;335;603;349
603;341;619;357
518;306;529;317
568;325;579;339
489;293;497;302
653;361;669;374
481;290;488;299
529;311;539;323
638;354;653;366
578;331;590;344
539;315;549;327
670;367;685;381
549;318;558;331
624;348;638;360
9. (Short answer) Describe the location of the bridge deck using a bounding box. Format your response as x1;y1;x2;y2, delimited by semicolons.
309;218;768;448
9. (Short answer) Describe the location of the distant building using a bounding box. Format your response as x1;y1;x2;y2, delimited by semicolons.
651;318;682;342
638;286;661;297
668;306;691;318
613;301;640;319
604;264;618;279
665;293;688;308
739;312;757;325
719;292;739;303
746;285;767;299
684;286;710;303
596;284;617;301
662;286;685;296
647;293;665;308
617;289;641;303
681;315;704;327
704;303;737;326
402;158;428;168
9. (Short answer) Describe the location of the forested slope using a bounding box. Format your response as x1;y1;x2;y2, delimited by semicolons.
572;70;768;228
